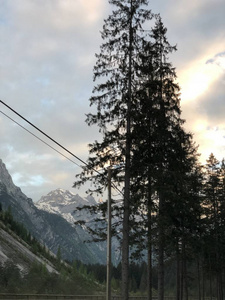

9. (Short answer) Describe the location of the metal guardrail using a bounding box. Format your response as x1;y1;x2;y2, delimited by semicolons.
0;295;107;300
0;296;146;300
0;296;107;300
0;296;176;300
0;295;217;300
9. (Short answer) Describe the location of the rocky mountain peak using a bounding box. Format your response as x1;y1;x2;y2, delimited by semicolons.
35;188;98;225
0;158;110;264
0;159;25;199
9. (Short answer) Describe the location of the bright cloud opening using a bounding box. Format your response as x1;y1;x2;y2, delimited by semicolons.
180;58;224;103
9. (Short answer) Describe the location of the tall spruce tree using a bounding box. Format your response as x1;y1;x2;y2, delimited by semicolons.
165;136;202;300
203;154;225;300
74;1;153;298
74;2;202;299
137;16;184;300
150;18;203;300
130;15;202;300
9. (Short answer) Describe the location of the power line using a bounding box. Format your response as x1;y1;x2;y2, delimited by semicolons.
0;100;124;198
0;100;88;167
0;110;81;168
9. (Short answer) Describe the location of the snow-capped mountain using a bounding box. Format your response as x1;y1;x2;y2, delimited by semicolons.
0;159;111;264
36;189;97;225
36;188;121;264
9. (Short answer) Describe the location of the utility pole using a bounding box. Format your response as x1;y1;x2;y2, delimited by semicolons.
106;166;112;300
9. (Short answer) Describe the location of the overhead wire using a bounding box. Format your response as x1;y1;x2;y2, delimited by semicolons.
0;110;81;168
0;100;88;167
0;100;124;198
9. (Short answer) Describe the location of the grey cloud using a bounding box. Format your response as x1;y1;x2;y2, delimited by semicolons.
0;0;105;201
1;0;224;201
156;0;225;70
206;52;225;67
215;52;225;58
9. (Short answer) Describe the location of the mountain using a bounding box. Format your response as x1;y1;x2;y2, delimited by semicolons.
0;215;104;295
36;188;120;264
36;189;97;225
0;222;57;274
0;159;111;264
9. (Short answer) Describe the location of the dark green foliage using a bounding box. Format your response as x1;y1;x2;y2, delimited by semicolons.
86;263;107;282
199;154;225;299
0;205;103;294
0;260;102;295
84;261;158;294
0;206;29;241
73;1;154;298
0;261;22;292
72;1;205;299
0;205;57;267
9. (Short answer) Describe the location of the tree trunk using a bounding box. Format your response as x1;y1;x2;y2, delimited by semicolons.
180;254;183;300
176;238;182;300
158;230;164;300
182;240;188;300
158;192;164;300
121;2;133;299
122;178;130;300
197;257;201;300
147;189;152;300
106;167;112;300
176;244;181;300
122;76;131;300
157;30;165;300
202;266;205;300
147;135;153;300
209;256;212;300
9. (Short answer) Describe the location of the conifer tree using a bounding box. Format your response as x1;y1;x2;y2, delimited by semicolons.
149;18;203;300
130;15;202;300
130;15;179;300
74;1;153;298
74;2;203;299
203;154;225;300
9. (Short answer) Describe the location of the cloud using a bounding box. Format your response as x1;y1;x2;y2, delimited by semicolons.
12;173;47;188
180;53;224;103
157;0;225;75
0;0;225;201
181;51;225;163
206;51;225;69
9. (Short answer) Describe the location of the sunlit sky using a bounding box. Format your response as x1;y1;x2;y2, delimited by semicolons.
0;0;224;202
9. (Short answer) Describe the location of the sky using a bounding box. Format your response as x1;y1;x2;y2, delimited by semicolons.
0;0;224;202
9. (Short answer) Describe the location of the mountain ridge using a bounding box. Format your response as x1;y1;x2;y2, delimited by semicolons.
36;188;98;226
35;187;121;264
0;159;110;264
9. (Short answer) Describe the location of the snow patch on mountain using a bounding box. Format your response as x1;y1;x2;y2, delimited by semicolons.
35;188;97;225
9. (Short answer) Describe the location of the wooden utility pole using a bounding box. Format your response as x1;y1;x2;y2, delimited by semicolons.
106;166;112;300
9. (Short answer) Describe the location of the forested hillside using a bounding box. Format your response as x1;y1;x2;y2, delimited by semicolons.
0;158;110;264
0;204;104;295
